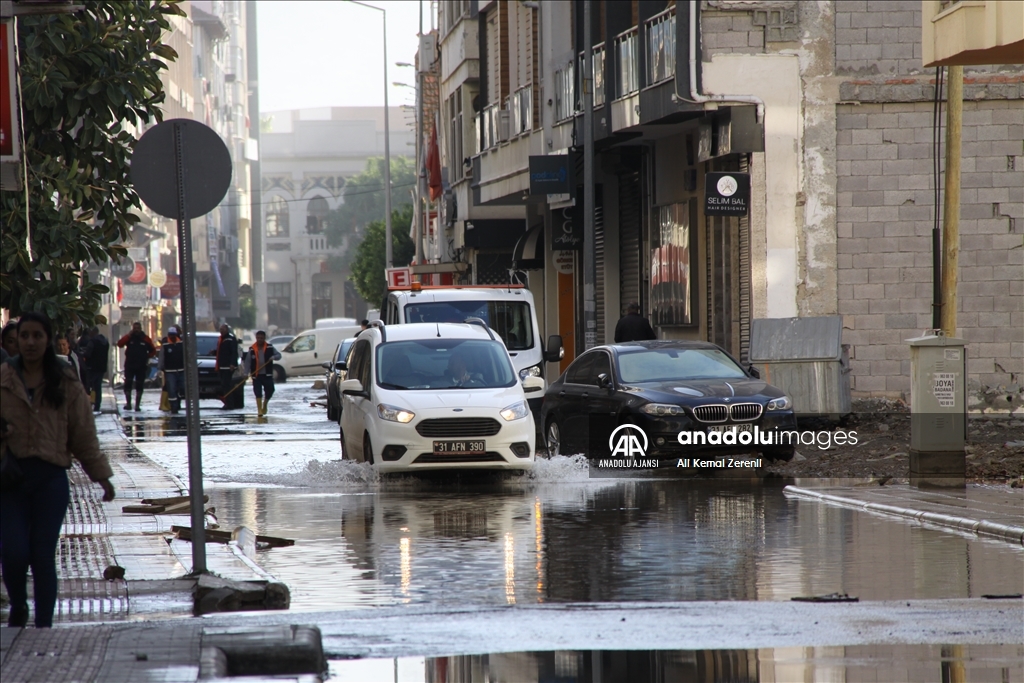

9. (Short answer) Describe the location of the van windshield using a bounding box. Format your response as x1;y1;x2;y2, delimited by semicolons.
376;339;517;390
403;301;534;351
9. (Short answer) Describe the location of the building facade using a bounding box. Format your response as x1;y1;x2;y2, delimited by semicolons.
257;107;414;334
423;0;1022;402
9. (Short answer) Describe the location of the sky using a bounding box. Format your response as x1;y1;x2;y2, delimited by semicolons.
255;1;429;113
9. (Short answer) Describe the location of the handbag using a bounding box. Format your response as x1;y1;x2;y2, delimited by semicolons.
0;447;25;492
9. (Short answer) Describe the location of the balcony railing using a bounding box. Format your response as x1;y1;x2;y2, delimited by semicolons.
614;29;638;99
646;7;676;86
554;61;576;122
580;43;606;107
509;84;533;136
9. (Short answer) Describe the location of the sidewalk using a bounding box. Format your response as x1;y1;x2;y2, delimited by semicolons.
1;384;324;682
784;483;1024;545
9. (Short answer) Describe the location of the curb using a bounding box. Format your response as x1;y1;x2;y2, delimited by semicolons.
783;485;1024;546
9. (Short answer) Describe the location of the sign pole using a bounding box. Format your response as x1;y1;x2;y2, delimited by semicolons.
173;121;207;574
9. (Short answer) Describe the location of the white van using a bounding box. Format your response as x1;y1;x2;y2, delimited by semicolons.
275;325;362;380
382;285;562;416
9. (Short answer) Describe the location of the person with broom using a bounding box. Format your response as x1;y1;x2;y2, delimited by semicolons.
244;330;281;417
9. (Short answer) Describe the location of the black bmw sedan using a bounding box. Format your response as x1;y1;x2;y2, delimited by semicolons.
540;341;798;462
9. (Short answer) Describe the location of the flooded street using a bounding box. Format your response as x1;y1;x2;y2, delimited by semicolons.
123;383;1024;613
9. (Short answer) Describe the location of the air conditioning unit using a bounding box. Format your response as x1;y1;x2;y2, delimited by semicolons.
497;110;510;142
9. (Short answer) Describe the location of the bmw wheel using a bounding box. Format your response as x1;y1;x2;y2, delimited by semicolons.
546;420;562;458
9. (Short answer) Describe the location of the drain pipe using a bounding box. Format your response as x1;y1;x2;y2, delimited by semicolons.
673;1;764;123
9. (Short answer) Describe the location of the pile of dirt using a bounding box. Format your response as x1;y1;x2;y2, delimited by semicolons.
764;399;1024;483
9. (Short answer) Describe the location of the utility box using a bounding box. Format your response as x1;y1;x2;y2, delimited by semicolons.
907;334;966;485
749;316;851;419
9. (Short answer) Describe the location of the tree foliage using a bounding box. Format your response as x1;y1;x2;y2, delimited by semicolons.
325;156;416;248
349;204;415;306
0;1;182;330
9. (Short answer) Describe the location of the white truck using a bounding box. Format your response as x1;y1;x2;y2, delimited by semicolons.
382;284;563;419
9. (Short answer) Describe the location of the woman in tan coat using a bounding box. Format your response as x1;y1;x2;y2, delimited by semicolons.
0;312;115;628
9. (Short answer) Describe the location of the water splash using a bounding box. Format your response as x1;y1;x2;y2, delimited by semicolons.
527;454;591;482
245;458;379;487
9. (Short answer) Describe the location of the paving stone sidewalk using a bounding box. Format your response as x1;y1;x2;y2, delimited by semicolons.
1;384;317;682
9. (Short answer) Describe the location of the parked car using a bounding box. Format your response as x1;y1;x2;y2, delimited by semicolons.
276;326;360;381
540;340;798;462
324;338;356;422
338;321;540;472
268;335;294;348
195;332;227;399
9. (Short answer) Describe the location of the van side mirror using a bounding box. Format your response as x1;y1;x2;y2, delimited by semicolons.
747;364;760;379
544;335;564;363
340;379;368;397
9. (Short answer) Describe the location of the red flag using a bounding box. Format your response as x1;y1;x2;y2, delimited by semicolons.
427;123;442;201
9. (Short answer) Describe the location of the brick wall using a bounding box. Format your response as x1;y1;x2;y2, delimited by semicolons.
835;0;922;76
701;8;765;59
836;100;1024;396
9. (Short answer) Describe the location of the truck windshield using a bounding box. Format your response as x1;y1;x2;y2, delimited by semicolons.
403;301;534;351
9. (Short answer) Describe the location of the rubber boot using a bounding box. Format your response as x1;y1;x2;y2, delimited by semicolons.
135;389;142;411
255;397;263;416
124;391;132;411
260;397;269;417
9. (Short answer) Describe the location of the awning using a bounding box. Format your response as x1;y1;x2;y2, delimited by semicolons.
512;223;544;270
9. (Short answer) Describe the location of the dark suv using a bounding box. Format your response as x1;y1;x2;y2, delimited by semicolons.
324;338;355;422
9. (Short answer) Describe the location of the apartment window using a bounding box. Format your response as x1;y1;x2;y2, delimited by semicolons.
646;7;676;86
306;196;329;235
441;0;470;35
266;196;290;238
554;61;576;122
447;89;464;182
651;202;696;327
267;283;292;329
312;281;332;322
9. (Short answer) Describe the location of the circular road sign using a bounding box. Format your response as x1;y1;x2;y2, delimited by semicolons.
131;119;232;220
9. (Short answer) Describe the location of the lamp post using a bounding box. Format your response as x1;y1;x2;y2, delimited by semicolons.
348;1;393;269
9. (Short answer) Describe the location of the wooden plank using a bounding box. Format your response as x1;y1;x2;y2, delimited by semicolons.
141;494;210;506
170;525;295;548
122;504;166;514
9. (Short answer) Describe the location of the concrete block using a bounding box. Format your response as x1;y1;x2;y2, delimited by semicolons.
852;252;881;269
852;304;885;321
869;267;901;284
993;170;1024;188
994;324;1023;342
839;205;869;222
992;233;1024;250
838;144;869;161
882;127;916;144
868;328;905;345
701;15;734;34
897;112;932;129
839;298;870;315
868;297;901;314
963;296;995;313
976;279;1008;297
882;102;918;113
852;128;883;146
897;236;929;251
838;175;869;192
838;224;854;240
835;27;867;45
850;11;884;28
856;343;887;360
838;267;869;284
897;173;931;190
897;143;932;160
868;205;900;222
856;375;887;392
882;159;916;176
852;188;884;204
961;233;993;251
899;297;930;313
837;237;868;254
867;144;899;160
881;40;914;60
853;222;884;239
886;374;911;392
867;26;901;45
978;312;1012;328
837;113;868;130
898;204;931;221
202;625;326;678
976;249;1010;266
885;282;917;299
992;107;1024;125
872;360;902;377
884;313;917;329
989;139;1024;156
882;251;915;267
885;343;912;359
869;173;897;190
976;187;1011;204
992;295;1019;312
867;236;900;253
973;217;1010;234
962;108;994;126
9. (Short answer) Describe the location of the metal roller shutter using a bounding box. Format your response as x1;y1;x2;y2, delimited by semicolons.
738;155;751;363
618;171;642;315
594;198;605;345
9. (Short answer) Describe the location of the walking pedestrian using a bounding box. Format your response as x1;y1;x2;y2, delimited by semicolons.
159;327;185;414
215;324;242;409
55;337;83;384
0;312;115;628
613;302;657;343
116;322;157;411
2;321;19;358
245;330;281;417
81;326;110;412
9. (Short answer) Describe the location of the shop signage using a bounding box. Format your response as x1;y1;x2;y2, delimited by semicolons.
551;205;582;251
529;155;571;195
121;283;149;308
554;250;574;275
1;21;17;161
127;260;148;284
704;172;750;216
110;256;136;278
149;270;167;288
160;273;181;299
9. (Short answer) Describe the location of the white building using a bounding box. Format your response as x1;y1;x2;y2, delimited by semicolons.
257;107;414;334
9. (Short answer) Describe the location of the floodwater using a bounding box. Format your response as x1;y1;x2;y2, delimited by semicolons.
124;384;1024;612
329;645;1024;683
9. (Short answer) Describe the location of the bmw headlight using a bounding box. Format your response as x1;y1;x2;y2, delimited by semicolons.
519;364;542;381
377;403;415;423
766;395;792;411
640;403;685;416
500;400;530;421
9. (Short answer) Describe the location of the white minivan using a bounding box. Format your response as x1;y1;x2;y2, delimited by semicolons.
339;321;540;472
275;325;361;381
382;285;562;417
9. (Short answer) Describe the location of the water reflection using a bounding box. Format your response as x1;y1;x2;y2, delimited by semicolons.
204;479;1023;611
329;644;1024;683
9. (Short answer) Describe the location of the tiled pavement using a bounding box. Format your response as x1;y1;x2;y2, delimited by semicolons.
2;384;318;682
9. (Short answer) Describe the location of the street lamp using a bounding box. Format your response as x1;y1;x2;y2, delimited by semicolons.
346;1;393;269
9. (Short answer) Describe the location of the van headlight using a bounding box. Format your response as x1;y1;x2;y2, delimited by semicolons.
519;364;542;381
377;403;415;423
766;396;792;411
500;400;529;421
